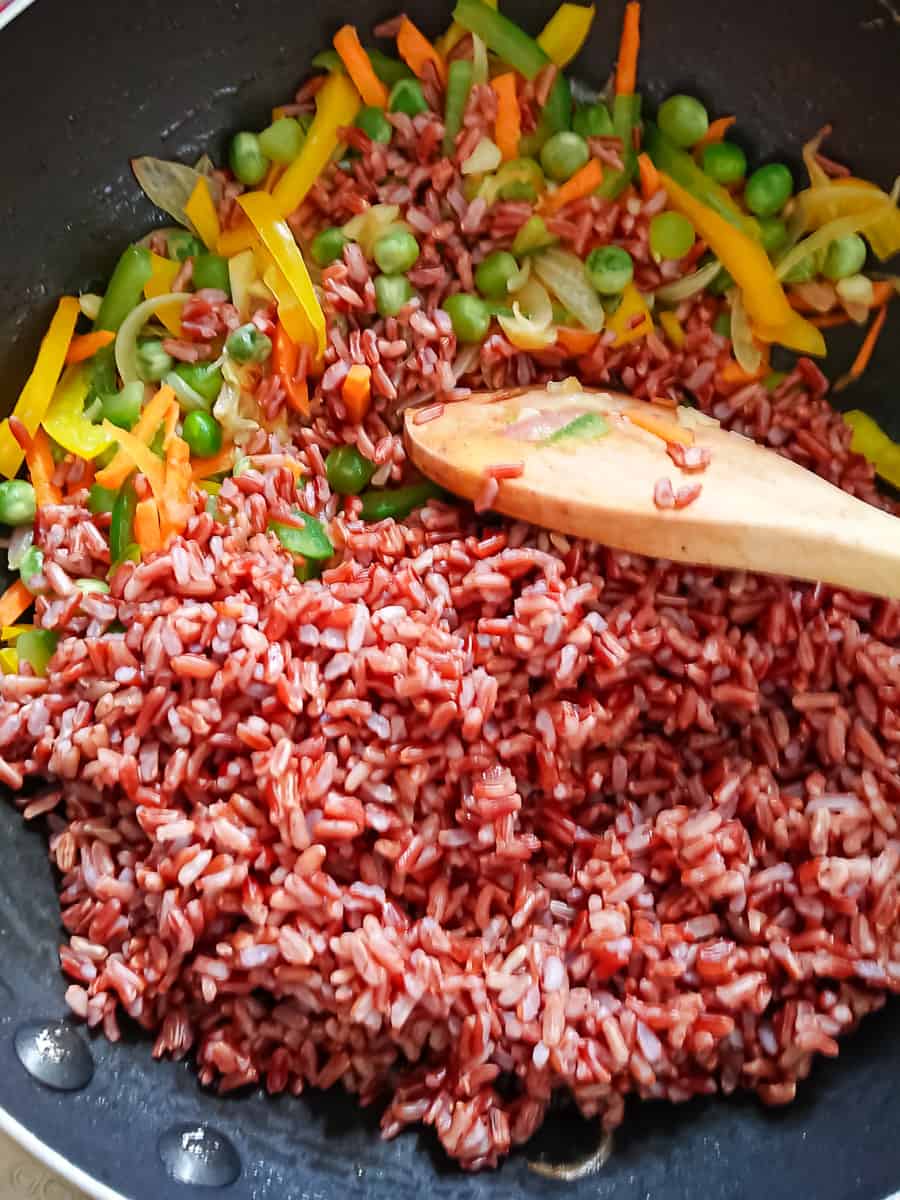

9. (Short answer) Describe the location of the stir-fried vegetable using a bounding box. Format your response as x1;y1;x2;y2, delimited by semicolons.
272;73;361;217
42;366;115;460
546;411;609;443
184;178;221;250
536;3;595;68
844;409;900;488
359;480;445;521
607;283;653;345
334;26;389;108
644;123;758;239
444;59;474;156
533;248;606;331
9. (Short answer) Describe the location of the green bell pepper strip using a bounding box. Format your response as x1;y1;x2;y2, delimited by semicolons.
443;60;474;155
452;0;572;133
595;93;641;199
110;476;138;565
359;480;446;522
91;245;153;399
643;122;759;239
16;629;58;677
311;46;413;87
269;513;334;561
88;483;118;515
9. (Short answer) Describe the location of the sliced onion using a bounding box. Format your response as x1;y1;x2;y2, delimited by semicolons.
471;34;489;86
498;279;556;350
451;343;480;383
131;157;222;234
777;180;900;281
165;370;208;412
654;259;722;304
801;128;831;190
788;280;837;313
729;289;762;375
506;257;531;294
229;249;258;322
115;293;191;384
532;248;605;333
342;204;406;256
836;274;874;324
78;293;103;321
462;138;502;176
7;526;33;570
215;359;261;444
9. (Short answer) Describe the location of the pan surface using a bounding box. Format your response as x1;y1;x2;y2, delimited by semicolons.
0;0;897;1197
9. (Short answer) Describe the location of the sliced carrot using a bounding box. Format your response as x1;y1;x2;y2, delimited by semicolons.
491;73;521;162
870;281;896;308
637;152;660;200
341;363;372;424
191;446;236;480
835;304;888;392
555;326;600;356
334;26;390;108
695;115;736;153
9;419;62;507
95;385;176;490
163;398;180;450
614;2;641;96
809;312;854;329
542;157;603;214
397;17;448;87
625;407;694;447
134;498;162;555
100;422;167;499
719;359;768;385
64;330;116;365
273;323;310;415
0;581;34;629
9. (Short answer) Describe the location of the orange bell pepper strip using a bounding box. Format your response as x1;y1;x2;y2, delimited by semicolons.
397;17;448;87
0;581;34;629
333;26;389;109
341;364;372;424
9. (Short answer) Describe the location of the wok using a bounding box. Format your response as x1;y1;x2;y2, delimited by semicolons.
0;0;898;1197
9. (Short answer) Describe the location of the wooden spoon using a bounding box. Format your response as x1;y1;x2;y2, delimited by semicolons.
405;385;900;600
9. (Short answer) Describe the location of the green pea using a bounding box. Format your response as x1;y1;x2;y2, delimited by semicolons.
373;229;420;274
311;227;349;267
540;131;590;183
192;254;231;296
443;293;490;343
168;231;204;262
782;255;817;284
355;106;392;144
584;245;633;295
572;102;613;139
229;131;269;186
19;545;44;594
712;310;731;337
475;251;520;300
658;94;709;148
0;480;36;526
823;234;867;281
87;483;117;515
173;363;223;403
136;339;174;383
701;141;747;185
374;273;414;318
226;323;272;364
102;381;144;431
258;117;305;164
389;78;428;116
182;410;222;458
325;445;376;495
744;163;793;217
649;211;695;261
758;216;789;257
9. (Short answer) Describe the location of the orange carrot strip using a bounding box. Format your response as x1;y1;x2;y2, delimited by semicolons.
163;399;179;450
810;312;854;329
191;446;236;480
555;326;600;356
625;407;694;447
870;281;896;308
0;580;33;629
10;419;62;507
835;304;888;391
615;2;641;96
719;359;768;385
134;498;162;555
95;385;176;490
695;115;736;153
334;26;390;108
64;330;116;365
542;157;603;214
637;152;660;200
397;17;448;87
341;364;372;424
491;73;521;162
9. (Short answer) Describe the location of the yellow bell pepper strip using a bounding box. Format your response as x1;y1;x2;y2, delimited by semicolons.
2;624;35;641
791;179;900;263
333;26;389;109
272;73;360;217
658;310;685;349
844;409;900;489
95;384;176;491
42;365;115;461
100;420;167;500
537;3;595;68
0;296;80;479
145;253;182;335
658;171;825;357
65;330;116;365
0;580;34;629
217;223;258;257
184;177;221;251
0;647;18;675
239;191;326;359
607;283;653;345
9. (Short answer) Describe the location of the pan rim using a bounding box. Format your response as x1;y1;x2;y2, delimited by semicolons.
0;0;36;32
0;1104;128;1200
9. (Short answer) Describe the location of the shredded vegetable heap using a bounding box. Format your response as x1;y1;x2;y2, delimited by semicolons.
0;0;899;1174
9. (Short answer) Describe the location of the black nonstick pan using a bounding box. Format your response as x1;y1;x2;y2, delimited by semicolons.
0;1;898;1197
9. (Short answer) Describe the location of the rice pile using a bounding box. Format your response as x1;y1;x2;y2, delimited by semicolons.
1;66;899;1172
